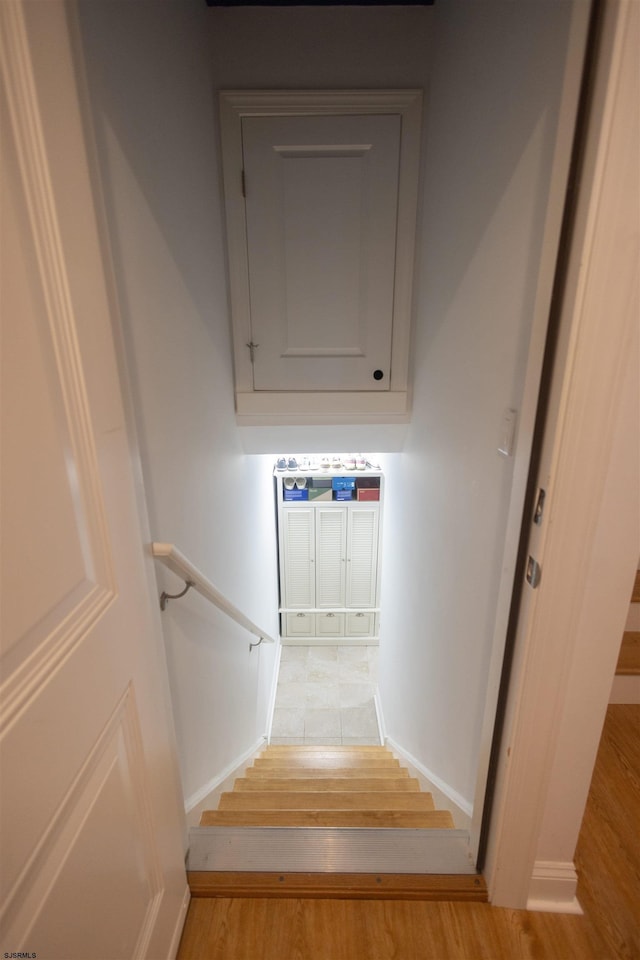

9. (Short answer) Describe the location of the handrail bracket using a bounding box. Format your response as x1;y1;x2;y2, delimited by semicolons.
249;637;263;652
160;579;195;611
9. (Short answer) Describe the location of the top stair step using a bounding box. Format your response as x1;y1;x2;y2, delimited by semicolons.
261;746;390;758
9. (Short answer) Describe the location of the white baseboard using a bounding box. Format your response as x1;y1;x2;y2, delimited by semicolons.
527;860;583;914
266;639;283;742
609;673;640;703
385;735;472;830
373;691;386;745
184;736;266;824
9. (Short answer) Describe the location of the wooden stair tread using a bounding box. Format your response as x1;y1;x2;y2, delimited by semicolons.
262;745;390;753
233;777;420;792
199;809;455;828
631;570;640;604
616;631;640;675
253;757;401;770
246;765;408;779
218;791;436;811
260;749;390;761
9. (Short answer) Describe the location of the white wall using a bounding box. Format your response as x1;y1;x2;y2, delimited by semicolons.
378;0;578;809
76;0;279;806
76;0;581;819
207;5;433;456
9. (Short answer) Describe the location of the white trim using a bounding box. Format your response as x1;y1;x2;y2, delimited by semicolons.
266;639;283;744
468;0;593;860
168;886;191;960
386;736;472;830
219;89;422;421
373;691;386;746
184;736;266;817
609;674;640;705
527;861;582;915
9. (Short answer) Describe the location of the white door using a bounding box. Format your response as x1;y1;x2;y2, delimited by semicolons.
315;507;347;608
0;4;187;958
282;507;316;608
242;113;401;391
346;506;380;608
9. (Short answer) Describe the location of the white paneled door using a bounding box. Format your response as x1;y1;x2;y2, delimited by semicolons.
0;4;187;958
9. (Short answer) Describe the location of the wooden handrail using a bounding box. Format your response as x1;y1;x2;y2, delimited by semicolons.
151;542;275;646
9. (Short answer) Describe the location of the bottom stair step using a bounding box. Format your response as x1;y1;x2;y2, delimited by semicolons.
187;825;476;875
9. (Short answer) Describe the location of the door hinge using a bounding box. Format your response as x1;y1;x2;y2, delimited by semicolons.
533;488;546;526
526;555;542;589
246;341;259;364
241;169;246;198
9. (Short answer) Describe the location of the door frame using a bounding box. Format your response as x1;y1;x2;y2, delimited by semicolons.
484;0;639;910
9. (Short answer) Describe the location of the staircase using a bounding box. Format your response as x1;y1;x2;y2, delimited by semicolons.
615;570;640;682
201;745;455;829
188;745;487;900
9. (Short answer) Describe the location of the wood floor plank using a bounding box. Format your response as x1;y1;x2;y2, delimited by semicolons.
616;631;640;674
199;809;455;828
218;791;436;811
232;777;420;792
177;898;601;959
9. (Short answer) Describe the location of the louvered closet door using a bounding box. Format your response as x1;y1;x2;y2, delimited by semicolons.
282;507;315;608
347;506;380;608
315;507;347;608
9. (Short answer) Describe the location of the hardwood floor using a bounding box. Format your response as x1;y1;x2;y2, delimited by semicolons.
177;705;640;959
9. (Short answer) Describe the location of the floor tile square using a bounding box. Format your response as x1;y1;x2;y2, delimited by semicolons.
338;681;376;708
271;707;305;737
275;682;306;707
340;702;379;738
304;709;342;738
302;682;341;709
280;646;309;661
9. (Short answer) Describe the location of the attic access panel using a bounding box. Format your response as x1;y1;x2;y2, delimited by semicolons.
242;113;400;392
219;90;422;423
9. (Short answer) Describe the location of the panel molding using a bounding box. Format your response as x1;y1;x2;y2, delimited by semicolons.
0;1;116;733
0;684;164;949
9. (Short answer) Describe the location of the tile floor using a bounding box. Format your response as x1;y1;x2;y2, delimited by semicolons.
270;645;381;745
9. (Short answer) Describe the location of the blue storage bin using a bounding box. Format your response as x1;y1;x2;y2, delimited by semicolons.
334;489;354;501
332;476;356;491
283;488;309;501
